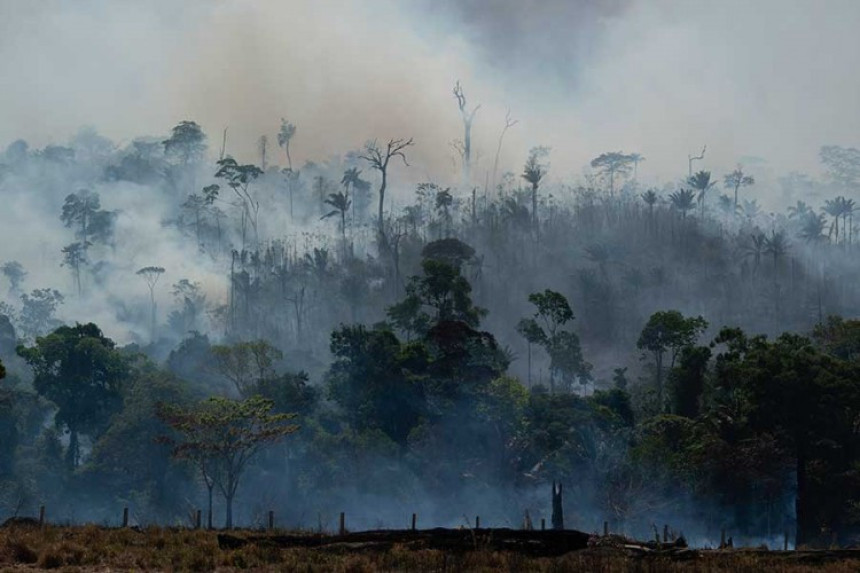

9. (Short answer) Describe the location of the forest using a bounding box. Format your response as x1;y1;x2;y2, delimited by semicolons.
0;102;859;551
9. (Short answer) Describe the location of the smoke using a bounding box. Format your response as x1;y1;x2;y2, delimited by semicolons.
3;0;860;188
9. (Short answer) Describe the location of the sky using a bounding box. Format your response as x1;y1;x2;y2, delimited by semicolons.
2;0;860;184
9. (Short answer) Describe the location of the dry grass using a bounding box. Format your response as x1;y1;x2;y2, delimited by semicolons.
0;525;857;572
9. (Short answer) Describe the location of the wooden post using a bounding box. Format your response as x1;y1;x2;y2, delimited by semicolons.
663;524;669;542
268;510;274;532
39;506;45;529
195;510;201;530
475;516;480;529
411;513;416;531
720;528;726;548
122;507;129;528
604;521;609;536
339;512;345;536
541;518;545;531
784;528;789;551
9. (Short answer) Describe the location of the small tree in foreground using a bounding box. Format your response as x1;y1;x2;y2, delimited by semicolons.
158;395;298;529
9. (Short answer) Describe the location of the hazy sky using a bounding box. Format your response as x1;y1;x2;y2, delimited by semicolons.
2;0;860;183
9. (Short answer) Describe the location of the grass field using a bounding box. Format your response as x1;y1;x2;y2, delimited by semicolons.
1;524;859;572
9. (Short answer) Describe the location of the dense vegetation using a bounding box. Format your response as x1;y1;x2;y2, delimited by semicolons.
1;120;859;549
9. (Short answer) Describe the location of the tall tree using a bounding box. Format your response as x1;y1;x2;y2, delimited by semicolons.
590;152;634;195
322;191;352;257
277;119;296;171
158;395;298;529
491;109;517;194
162;120;207;166
215;158;264;248
453;80;480;185
724;166;755;210
688;170;716;219
17;323;128;470
522;147;550;235
637;310;708;409
359;138;414;245
61;242;88;296
518;290;591;394
136;266;165;342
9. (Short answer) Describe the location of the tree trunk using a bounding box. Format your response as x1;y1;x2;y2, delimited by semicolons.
225;493;234;529
66;427;79;470
796;452;809;547
377;170;387;242
207;484;214;530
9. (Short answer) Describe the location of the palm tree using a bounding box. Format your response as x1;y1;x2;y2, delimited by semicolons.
798;212;826;243
341;167;362;222
717;194;735;224
641;189;658;215
787;200;812;220
822;198;842;244
740;232;767;275
739;199;762;223
669;189;696;221
322;191;351;257
835;196;856;246
764;230;788;271
688;170;716;219
723;167;755;210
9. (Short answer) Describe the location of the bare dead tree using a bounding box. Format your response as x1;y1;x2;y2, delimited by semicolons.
688;145;707;177
359;138;414;246
492;108;518;194
454;81;480;186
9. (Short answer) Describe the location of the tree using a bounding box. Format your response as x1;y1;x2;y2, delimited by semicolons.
590;152;635;195
491;109;517;193
359;138;414;245
637;310;708;409
712;328;860;546
158;395;298;528
136;266;165;342
387;258;486;338
522;147;550;234
61;189;114;254
18;288;64;341
321;191;351;257
453;80;480;185
519;290;591;393
277;119;296;171
211;340;283;398
17;323;128;470
641;189;659;230
215;158;264;248
326;324;426;445
669;189;696;222
688;170;716;219
724;166;755;210
0;261;26;295
668;345;711;418
163;120;207;166
61;242;88;296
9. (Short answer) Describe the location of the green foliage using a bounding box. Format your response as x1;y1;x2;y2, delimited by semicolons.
326;324;425;446
158;395;298;528
211;340;283;398
163;120;206;165
17;323;128;469
387;258;486;337
637;310;708;408
519;290;590;392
